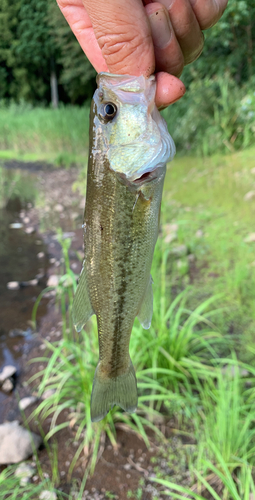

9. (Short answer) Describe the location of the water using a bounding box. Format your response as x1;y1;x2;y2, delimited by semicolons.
0;166;50;420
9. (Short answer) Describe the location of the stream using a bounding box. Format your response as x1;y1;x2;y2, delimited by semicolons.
0;162;84;422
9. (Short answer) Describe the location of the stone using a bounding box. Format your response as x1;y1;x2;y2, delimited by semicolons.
163;223;178;244
9;223;23;229
244;191;255;201
170;244;188;257
9;328;31;338
23;217;30;224
21;279;38;287
62;231;75;239
164;233;177;244
54;204;64;212
2;379;14;392
164;223;178;233
25;227;35;234
244;233;255;243
47;275;59;287
15;463;35;486
37;252;45;259
188;254;195;262
0;421;42;464
0;365;17;384
42;389;55;400
19;396;38;411
195;229;203;238
7;281;19;290
39;491;57;500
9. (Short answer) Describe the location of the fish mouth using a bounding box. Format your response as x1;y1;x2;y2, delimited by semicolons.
133;169;158;184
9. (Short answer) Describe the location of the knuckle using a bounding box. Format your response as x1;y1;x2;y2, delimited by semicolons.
97;29;152;72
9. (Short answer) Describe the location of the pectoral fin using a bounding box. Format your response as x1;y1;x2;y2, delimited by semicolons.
73;263;94;332
137;276;153;329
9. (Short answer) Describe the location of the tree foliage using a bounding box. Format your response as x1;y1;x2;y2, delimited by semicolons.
0;0;254;104
183;0;255;86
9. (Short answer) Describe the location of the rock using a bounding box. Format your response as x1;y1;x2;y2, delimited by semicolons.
39;491;57;500
47;275;59;287
20;279;38;287
23;216;30;224
9;223;23;229
164;223;178;233
195;229;203;238
244;233;255;243
244;191;255;201
19;396;38;411
221;365;249;378
7;281;20;290
164;223;178;244
37;252;45;259
188;254;195;262
164;233;177;244
54;204;64;213
2;379;14;392
0;421;42;464
42;389;55;400
170;244;188;257
9;328;32;338
25;227;35;234
15;463;35;486
62;231;75;239
0;365;17;384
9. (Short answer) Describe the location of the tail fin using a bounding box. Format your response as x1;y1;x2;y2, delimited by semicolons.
90;361;138;422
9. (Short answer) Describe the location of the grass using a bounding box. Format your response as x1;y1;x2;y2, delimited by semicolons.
0;464;66;500
150;362;255;499
1;118;252;495
0;102;90;166
162;145;255;353
0;74;254;166
26;141;255;496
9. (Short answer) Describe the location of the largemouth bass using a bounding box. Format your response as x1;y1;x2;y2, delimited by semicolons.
73;73;175;422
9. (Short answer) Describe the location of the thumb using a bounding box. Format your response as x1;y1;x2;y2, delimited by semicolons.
82;0;155;77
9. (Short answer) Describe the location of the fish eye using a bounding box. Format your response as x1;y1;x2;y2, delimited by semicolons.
103;102;117;119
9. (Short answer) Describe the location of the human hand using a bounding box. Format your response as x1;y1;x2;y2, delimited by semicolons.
56;0;228;108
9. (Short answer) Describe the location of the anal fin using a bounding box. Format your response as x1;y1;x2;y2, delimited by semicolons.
72;262;94;332
137;276;153;329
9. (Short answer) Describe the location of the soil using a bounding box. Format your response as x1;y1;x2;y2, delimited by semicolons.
0;161;196;500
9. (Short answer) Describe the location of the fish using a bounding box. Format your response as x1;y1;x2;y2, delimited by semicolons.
73;73;175;422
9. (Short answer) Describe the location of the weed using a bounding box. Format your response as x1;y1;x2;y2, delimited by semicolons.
0;464;66;500
0;102;90;165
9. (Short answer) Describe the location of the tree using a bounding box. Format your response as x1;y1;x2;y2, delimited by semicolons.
48;0;96;104
183;0;255;85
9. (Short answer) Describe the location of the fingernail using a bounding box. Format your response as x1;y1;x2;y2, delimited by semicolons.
152;0;174;10
149;9;172;49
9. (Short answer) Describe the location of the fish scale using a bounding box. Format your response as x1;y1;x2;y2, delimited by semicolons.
73;73;175;422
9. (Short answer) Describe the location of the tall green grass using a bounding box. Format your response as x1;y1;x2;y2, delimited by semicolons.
0;464;66;500
151;362;255;500
0;102;90;164
163;146;255;349
30;233;230;480
1;74;254;165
